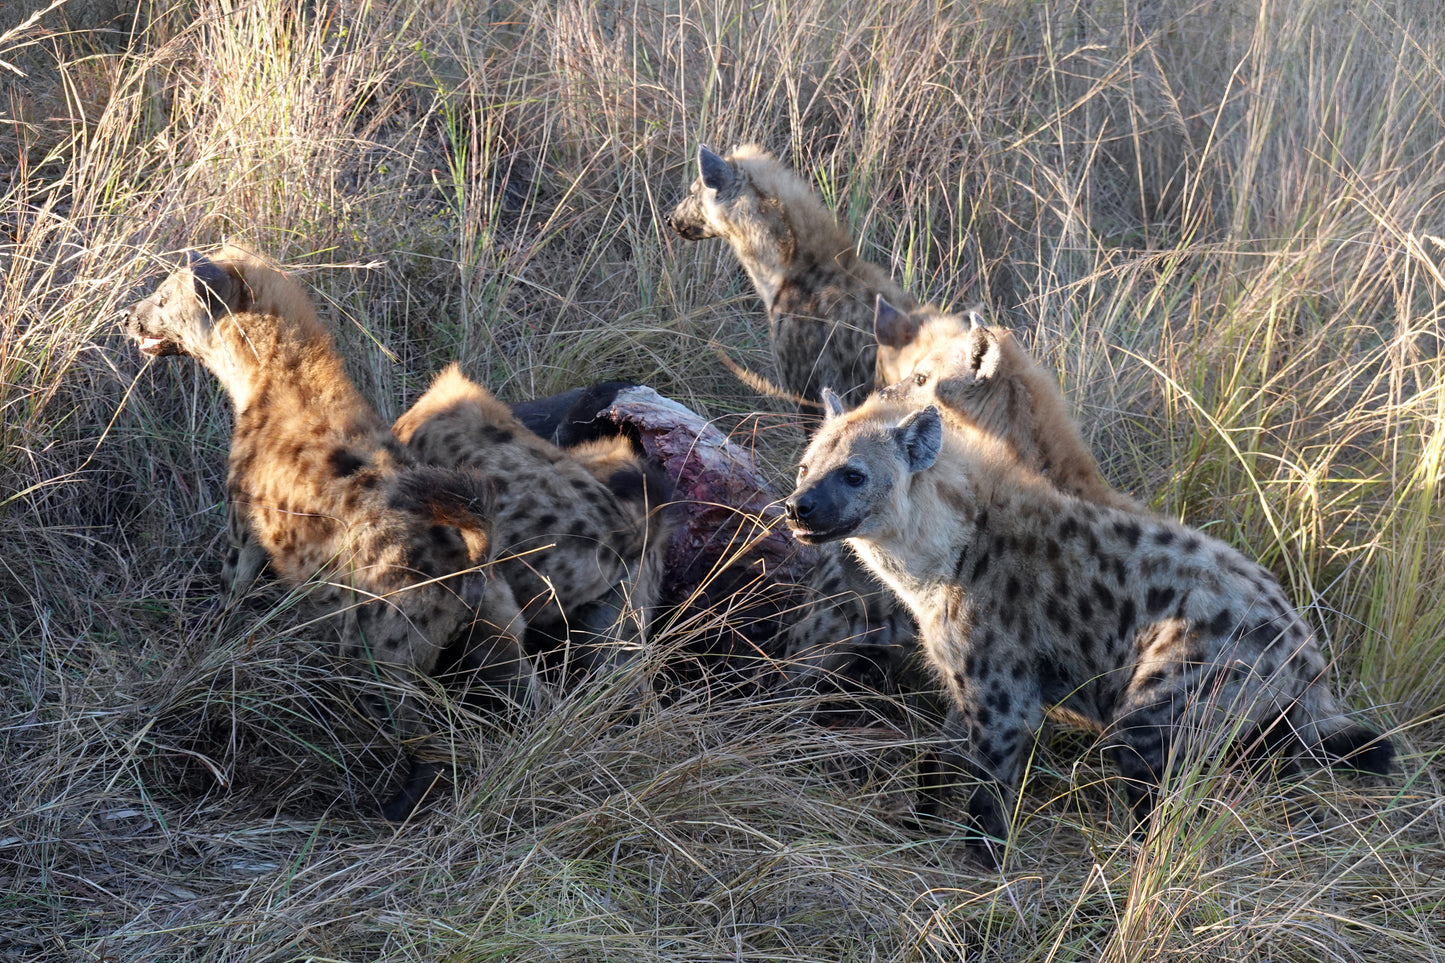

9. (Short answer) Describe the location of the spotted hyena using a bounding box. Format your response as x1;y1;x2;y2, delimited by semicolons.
784;393;1392;865
875;299;1140;512
668;144;916;408
393;365;670;676
123;244;538;820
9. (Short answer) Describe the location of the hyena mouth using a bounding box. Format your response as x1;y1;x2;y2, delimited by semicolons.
131;330;182;357
668;216;715;241
787;520;856;545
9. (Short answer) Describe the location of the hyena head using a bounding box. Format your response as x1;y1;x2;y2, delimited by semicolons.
873;298;986;386
785;390;943;544
124;249;253;358
668;144;815;253
877;304;1032;436
667;145;735;241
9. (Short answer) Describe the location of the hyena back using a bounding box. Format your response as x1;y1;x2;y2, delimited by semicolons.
124;244;537;820
669;144;915;408
785;394;1392;865
394;365;671;677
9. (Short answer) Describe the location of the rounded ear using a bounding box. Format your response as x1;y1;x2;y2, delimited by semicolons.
187;251;245;317
821;386;847;420
874;296;920;349
895;405;942;473
698;145;736;193
964;305;986;330
961;325;1004;382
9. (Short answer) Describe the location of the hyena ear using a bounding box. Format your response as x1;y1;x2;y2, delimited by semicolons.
820;386;847;421
873;296;920;349
698;145;736;194
964;304;986;330
959;325;1004;383
187;251;248;317
895;405;942;473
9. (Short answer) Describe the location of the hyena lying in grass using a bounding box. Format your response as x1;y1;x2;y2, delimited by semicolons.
785;393;1393;866
875;298;1141;512
394;365;671;678
124;244;538;820
669;144;916;409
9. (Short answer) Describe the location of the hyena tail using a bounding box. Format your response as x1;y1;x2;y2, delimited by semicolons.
1291;689;1395;776
711;343;820;411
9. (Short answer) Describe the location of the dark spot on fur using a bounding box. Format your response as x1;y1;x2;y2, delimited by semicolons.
1118;598;1137;639
1153;529;1175;546
1181;535;1202;554
1092;579;1116;612
1059;517;1080;540
329;447;365;478
968;547;991;583
1145;585;1176;615
1112;520;1142;547
1036;656;1068;704
480;425;514;444
1005;576;1021;600
1044;596;1071;632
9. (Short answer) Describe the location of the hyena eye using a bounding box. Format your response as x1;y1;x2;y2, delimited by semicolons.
913;372;928;387
797;465;808;480
843;469;866;487
157;294;169;308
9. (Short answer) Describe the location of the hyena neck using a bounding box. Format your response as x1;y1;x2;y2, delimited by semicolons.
735;241;792;312
204;312;363;421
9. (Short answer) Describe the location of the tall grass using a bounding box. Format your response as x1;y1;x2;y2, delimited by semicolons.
2;0;1442;959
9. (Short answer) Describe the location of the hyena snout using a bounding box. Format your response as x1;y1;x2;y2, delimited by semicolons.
784;481;851;542
667;201;713;241
124;300;183;357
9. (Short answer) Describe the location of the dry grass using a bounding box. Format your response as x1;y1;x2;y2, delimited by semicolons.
2;0;1443;959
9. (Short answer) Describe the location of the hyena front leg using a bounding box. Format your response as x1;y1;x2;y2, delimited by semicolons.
922;673;1043;868
219;501;268;608
350;588;533;822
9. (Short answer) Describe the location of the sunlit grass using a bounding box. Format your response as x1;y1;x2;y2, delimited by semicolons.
1;0;1442;958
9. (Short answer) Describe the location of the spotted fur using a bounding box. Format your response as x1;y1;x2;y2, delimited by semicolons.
123;244;538;820
786;393;1393;865
393;365;670;677
669;144;916;408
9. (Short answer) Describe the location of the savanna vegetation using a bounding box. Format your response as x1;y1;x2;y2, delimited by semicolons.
2;0;1442;958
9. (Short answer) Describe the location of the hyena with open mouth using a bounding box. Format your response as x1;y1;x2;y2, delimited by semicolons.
124;244;538;820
